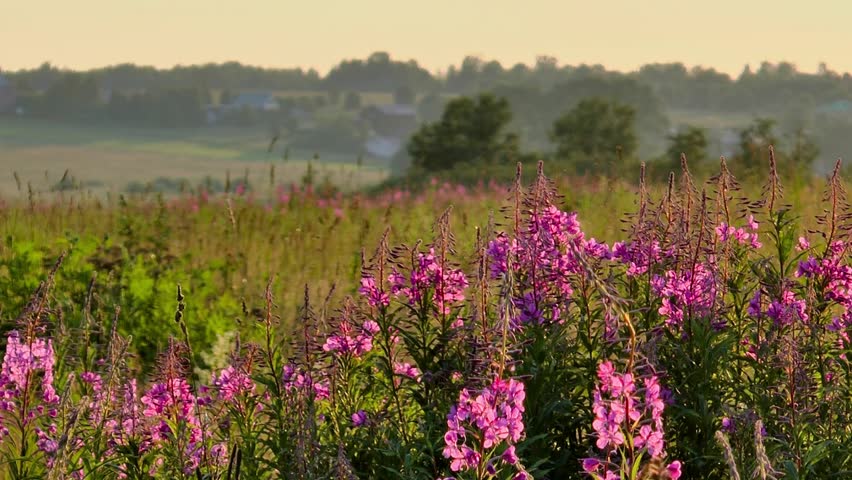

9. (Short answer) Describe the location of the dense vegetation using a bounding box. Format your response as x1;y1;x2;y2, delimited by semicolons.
6;54;852;167
10;56;852;114
0;152;850;478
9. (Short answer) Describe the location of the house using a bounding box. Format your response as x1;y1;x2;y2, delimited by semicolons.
0;73;16;114
204;92;281;124
226;92;280;112
361;104;418;138
361;104;418;159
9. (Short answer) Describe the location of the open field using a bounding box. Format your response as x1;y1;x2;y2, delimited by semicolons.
0;110;850;480
0;161;849;478
0;118;387;196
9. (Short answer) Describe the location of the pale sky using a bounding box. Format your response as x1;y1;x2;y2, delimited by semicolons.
3;0;850;76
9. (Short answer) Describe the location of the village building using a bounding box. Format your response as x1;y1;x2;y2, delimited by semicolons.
360;103;418;159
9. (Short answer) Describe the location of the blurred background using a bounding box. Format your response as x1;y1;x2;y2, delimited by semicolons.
2;0;851;196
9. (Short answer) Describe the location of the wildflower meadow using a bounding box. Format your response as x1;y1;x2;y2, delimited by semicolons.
0;151;851;479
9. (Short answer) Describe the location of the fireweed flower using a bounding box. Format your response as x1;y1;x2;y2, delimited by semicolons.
282;363;331;401
797;241;852;348
106;379;144;446
612;239;663;277
141;377;201;444
748;286;809;327
212;366;255;401
358;276;390;308
0;331;61;408
715;215;762;249
0;330;61;444
766;290;809;326
351;410;368;427
488;204;610;326
393;362;422;382
389;248;469;315
651;263;718;329
585;362;680;480
442;377;527;477
322;317;379;357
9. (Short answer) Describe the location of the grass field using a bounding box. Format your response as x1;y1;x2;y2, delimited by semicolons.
0;118;387;197
0;159;849;478
0;135;851;478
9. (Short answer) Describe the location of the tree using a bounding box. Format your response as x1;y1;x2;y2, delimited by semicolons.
666;126;708;164
407;93;519;171
343;91;362;111
650;125;709;179
550;98;637;170
393;85;415;105
736;117;779;172
107;88;205;127
39;73;100;119
788;127;819;170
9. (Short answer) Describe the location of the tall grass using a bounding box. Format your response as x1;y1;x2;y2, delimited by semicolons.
0;157;848;479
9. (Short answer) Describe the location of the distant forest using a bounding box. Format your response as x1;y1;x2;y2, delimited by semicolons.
5;53;852;174
6;53;852;114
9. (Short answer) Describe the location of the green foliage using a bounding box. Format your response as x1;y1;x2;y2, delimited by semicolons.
787;127;820;170
650;125;710;180
289;115;367;154
324;51;439;92
666;125;709;165
550;98;637;174
37;73;100;120
407;93;520;172
735;118;780;174
731;118;820;181
107;88;207;127
343;91;362;111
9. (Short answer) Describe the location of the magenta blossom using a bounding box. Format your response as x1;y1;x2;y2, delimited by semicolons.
442;377;526;476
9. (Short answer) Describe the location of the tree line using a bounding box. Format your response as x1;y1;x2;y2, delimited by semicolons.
403;93;821;182
7;54;852;115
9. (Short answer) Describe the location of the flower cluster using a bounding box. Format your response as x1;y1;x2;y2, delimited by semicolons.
798;240;852;347
0;331;60;409
442;377;529;478
611;239;663;277
583;361;680;480
389;247;469;314
488;205;609;325
322;318;380;357
358;276;390;308
0;331;60;443
141;377;201;445
748;289;809;327
716;215;762;249
651;263;718;329
282;363;330;401
212;366;255;401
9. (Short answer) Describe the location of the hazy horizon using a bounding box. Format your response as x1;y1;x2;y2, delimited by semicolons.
4;0;851;77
